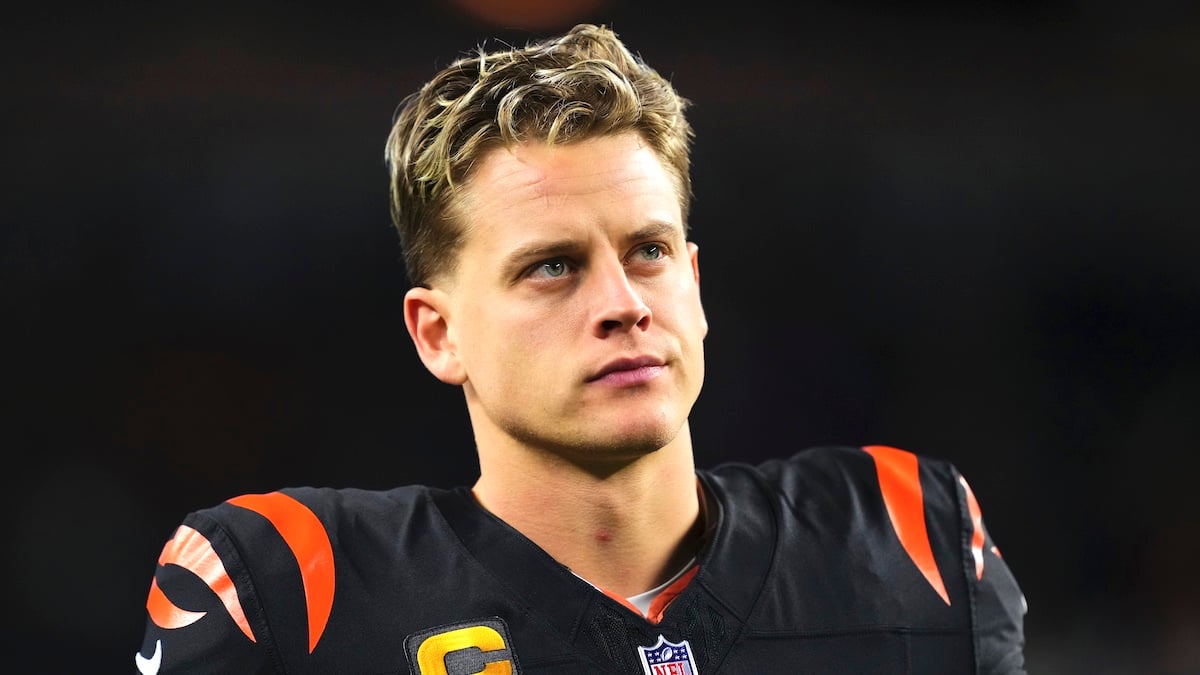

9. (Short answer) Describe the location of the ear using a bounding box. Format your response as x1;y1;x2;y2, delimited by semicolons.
688;242;709;339
404;286;467;385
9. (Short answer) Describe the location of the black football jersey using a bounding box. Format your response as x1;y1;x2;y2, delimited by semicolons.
135;445;1027;674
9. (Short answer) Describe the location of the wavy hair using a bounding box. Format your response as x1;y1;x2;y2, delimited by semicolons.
384;23;694;287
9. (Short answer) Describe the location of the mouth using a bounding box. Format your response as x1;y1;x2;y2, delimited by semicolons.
587;355;666;385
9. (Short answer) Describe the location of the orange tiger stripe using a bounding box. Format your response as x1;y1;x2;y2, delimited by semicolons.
863;445;950;605
229;492;335;654
154;524;255;641
145;577;205;631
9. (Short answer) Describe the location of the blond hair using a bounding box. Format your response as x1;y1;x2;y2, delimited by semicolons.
384;23;694;287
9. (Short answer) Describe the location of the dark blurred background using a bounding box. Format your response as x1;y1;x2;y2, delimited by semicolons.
6;0;1198;672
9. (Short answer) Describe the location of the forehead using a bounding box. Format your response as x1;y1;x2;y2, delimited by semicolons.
453;133;685;248
469;133;677;204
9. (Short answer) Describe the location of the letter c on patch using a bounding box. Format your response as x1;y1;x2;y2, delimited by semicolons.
406;617;519;675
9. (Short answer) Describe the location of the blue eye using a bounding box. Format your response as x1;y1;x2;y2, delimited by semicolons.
537;260;567;278
637;244;664;260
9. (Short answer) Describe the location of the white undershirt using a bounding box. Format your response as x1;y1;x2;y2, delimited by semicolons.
621;556;697;616
571;556;697;617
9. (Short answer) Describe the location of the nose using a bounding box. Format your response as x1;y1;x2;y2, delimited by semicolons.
590;258;652;337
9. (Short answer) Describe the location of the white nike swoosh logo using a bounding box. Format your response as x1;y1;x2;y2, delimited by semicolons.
135;639;162;675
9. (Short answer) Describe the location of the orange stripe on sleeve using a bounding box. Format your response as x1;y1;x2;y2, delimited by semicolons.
229;492;335;654
863;445;951;606
155;525;255;641
146;577;206;630
959;475;986;580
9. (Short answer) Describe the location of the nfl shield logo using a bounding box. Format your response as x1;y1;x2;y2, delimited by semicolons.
637;635;699;675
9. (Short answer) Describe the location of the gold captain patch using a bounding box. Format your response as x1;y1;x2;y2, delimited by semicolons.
405;617;520;675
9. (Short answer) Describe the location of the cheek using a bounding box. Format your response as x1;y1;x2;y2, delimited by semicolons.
513;316;578;376
460;302;577;381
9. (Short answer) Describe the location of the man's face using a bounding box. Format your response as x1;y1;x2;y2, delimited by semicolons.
421;132;707;464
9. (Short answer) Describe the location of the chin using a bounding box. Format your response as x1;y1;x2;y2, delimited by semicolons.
502;405;688;460
532;417;676;458
589;414;683;456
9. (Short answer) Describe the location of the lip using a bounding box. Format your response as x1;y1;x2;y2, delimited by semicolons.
587;355;666;386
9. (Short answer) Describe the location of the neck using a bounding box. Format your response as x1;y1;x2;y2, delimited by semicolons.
471;425;702;598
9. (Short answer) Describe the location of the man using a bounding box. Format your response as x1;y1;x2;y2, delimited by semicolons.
136;23;1027;674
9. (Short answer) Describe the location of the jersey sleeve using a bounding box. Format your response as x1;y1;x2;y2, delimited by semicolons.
859;444;1029;674
955;470;1029;675
135;508;280;674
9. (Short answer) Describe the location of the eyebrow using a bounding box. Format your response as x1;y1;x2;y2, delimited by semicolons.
627;221;682;243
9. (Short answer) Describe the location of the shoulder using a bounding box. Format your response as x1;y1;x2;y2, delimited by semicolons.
184;484;431;534
194;484;434;525
176;484;440;569
156;484;445;624
142;484;453;670
704;444;975;600
773;443;959;480
701;446;1028;669
706;444;964;506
